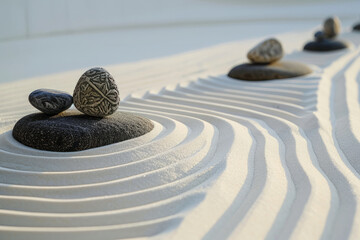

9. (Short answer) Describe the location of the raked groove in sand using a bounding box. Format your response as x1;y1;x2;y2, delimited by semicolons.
0;30;360;239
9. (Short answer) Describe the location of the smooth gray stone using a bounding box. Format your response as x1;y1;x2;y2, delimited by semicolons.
323;16;341;38
12;110;154;152
247;38;283;64
353;23;360;31
28;89;73;115
228;61;312;81
303;39;349;52
73;67;120;117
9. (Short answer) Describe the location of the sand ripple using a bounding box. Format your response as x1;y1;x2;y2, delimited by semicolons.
1;32;360;239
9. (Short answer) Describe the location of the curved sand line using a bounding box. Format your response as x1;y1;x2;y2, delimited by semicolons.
0;30;360;239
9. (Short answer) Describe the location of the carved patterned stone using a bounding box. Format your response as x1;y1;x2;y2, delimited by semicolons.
323;16;341;38
28;89;73;115
73;67;120;117
247;38;283;64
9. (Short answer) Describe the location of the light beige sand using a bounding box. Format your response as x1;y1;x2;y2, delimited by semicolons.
1;28;360;239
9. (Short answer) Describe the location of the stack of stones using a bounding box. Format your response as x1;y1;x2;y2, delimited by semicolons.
28;68;120;117
13;67;153;152
304;16;349;51
228;38;312;81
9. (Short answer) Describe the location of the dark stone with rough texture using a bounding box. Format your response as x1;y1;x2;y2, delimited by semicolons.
12;110;154;152
303;39;349;52
29;89;73;115
353;23;360;31
73;67;120;117
228;61;312;81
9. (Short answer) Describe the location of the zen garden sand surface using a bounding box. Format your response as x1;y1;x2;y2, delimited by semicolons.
1;0;360;239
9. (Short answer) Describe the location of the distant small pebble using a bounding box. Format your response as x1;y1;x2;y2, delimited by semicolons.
314;31;325;42
303;39;349;52
247;38;283;64
228;61;312;81
353;23;360;31
29;89;73;115
323;16;341;38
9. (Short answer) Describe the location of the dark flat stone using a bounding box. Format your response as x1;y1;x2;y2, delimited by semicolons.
29;89;73;115
12;110;154;152
353;23;360;31
227;61;312;81
303;39;349;52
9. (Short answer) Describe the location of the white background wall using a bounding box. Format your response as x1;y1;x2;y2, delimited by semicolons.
2;0;359;41
1;0;180;40
0;0;27;40
1;0;359;83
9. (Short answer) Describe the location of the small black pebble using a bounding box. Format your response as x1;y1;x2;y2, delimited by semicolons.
29;89;73;115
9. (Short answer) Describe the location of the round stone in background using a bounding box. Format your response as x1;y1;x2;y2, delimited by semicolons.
303;39;349;52
323;16;341;38
73;67;120;117
12;110;154;152
353;23;360;31
314;31;326;42
247;38;283;64
228;61;312;81
28;89;73;115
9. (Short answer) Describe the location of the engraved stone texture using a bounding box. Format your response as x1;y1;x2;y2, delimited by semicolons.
228;61;312;81
28;89;73;115
247;38;283;64
12;110;154;152
323;16;341;38
73;67;120;117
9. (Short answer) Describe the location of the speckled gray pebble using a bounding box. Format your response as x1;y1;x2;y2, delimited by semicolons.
12;110;154;152
247;38;283;64
29;89;73;115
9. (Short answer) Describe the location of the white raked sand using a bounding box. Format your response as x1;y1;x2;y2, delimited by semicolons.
1;1;360;239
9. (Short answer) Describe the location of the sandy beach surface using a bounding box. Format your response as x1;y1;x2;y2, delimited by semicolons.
1;0;360;239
